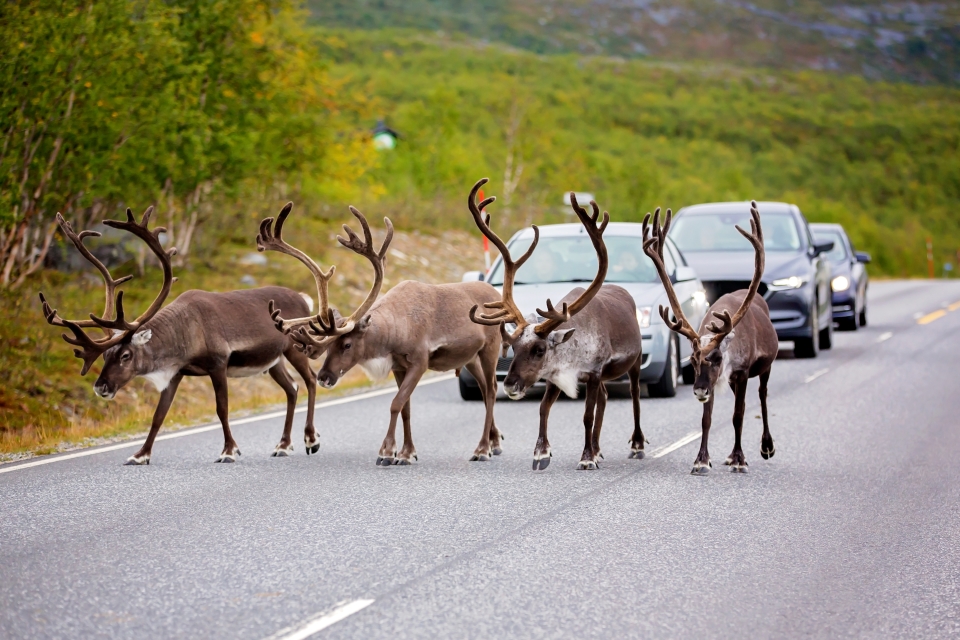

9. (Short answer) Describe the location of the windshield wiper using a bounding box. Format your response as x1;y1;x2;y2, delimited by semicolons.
553;278;593;283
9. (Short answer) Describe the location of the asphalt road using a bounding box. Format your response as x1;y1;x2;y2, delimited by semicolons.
2;280;959;639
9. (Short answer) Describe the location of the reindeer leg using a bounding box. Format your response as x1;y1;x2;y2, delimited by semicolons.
533;383;561;470
692;395;714;475
578;374;602;470
759;369;775;460
286;348;319;455
724;373;749;472
211;369;240;463
465;358;494;461
627;358;646;459
379;365;424;466
268;362;298;457
591;382;608;463
481;340;503;455
125;373;182;465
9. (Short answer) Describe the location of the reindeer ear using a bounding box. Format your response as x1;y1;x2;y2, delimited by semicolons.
357;315;372;333
719;331;735;353
548;328;575;347
131;329;152;346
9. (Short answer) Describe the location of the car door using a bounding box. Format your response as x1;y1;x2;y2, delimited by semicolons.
801;212;832;325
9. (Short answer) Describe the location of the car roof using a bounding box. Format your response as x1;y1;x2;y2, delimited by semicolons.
675;201;797;216
509;221;646;240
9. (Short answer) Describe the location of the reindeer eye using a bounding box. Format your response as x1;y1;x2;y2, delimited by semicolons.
120;351;131;362
343;342;351;350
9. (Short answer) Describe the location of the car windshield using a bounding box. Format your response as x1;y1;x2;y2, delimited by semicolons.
487;235;659;285
671;212;802;252
812;229;848;262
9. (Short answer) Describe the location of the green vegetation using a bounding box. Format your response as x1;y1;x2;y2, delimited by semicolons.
325;29;960;276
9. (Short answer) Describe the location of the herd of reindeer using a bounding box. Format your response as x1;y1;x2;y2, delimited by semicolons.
39;178;778;475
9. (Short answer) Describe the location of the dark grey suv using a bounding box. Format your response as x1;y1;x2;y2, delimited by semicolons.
669;201;834;358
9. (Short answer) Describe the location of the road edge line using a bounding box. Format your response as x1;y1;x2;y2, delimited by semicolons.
651;431;700;458
0;374;455;475
265;599;375;640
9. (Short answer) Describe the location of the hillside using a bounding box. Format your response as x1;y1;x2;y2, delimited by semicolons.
309;0;960;85
320;29;960;277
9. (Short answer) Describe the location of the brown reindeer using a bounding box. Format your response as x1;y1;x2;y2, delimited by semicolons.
468;180;644;470
642;202;778;474
39;207;320;464
262;202;504;466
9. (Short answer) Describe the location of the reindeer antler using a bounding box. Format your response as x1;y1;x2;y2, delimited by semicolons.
532;193;609;336
39;207;177;375
259;203;393;353
466;177;539;342
257;202;338;334
643;201;765;355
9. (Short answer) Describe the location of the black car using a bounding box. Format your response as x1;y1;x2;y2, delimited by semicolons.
810;223;871;331
669;201;834;358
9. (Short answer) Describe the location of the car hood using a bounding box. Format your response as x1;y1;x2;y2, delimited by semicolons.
494;281;668;320
681;251;811;281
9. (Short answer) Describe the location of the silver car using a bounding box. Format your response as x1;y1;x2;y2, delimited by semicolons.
459;222;708;399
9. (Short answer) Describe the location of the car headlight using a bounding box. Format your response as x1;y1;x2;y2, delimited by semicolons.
636;307;651;328
768;276;805;291
692;290;706;305
831;275;850;292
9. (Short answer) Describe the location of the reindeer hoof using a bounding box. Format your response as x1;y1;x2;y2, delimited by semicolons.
691;461;711;475
272;445;294;457
761;443;775;460
532;456;551;471
216;454;237;463
629;449;645;459
577;460;598;471
731;464;748;473
470;453;490;462
491;446;503;456
376;456;395;466
124;455;149;466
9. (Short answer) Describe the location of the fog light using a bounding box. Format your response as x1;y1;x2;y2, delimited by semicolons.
831;275;850;292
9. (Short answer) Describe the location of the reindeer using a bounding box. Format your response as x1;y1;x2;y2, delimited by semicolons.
642;202;777;474
261;202;504;466
39;207;321;464
468;179;644;471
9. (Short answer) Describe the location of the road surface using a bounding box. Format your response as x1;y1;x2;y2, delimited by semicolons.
2;280;959;639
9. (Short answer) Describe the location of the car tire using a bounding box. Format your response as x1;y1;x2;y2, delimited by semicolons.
838;316;858;331
458;375;483;401
819;311;833;349
794;301;820;359
859;304;867;327
681;361;696;384
648;337;679;398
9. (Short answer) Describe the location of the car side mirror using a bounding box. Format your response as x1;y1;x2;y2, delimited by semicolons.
855;251;871;264
461;270;485;283
671;266;697;283
812;241;834;256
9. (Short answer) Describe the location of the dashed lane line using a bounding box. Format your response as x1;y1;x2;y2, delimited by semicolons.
877;332;894;343
804;368;830;383
917;309;947;325
265;600;375;640
651;431;701;458
0;374;456;475
949;300;960;312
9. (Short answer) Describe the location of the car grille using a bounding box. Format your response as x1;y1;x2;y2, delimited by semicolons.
497;356;512;372
702;280;768;305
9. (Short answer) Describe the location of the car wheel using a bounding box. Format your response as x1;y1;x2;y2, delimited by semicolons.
458;374;483;401
681;360;696;384
819;311;833;349
794;301;820;359
859;304;867;327
648;337;678;398
838;317;858;331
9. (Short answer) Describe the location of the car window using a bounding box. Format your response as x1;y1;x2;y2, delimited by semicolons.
812;229;848;261
487;235;660;285
670;212;801;252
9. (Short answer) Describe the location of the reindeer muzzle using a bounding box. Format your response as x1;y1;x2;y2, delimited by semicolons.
318;371;338;389
94;383;116;400
693;388;710;403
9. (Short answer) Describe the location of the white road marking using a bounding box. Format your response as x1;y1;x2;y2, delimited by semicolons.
265;600;374;640
877;332;893;343
804;368;830;383
0;374;456;474
651;431;700;458
913;311;924;319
